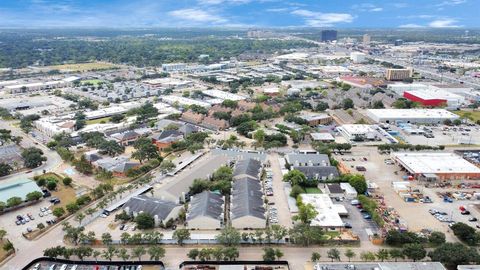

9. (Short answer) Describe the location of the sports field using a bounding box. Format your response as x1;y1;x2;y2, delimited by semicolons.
45;62;119;72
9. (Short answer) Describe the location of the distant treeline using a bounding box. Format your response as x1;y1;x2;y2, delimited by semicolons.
0;33;315;68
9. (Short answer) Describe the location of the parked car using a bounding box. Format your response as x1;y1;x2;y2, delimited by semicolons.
363;214;372;219
469;217;478;222
461;210;471;215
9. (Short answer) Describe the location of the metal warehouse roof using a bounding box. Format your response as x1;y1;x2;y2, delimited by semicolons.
393;152;480;174
187;191;224;221
231;178;265;220
0;178;43;202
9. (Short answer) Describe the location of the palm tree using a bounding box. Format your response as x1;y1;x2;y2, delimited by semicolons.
376;249;390;262
311;252;321;262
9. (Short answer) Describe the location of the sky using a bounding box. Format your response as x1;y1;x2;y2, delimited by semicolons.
0;0;478;28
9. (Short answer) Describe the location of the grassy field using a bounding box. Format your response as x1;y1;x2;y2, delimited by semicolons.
45;62;118;72
37;173;77;209
86;117;111;125
81;79;104;86
453;110;480;122
305;187;322;194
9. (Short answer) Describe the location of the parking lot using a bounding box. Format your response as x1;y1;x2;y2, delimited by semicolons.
335;147;458;241
0;198;60;242
340;200;379;242
266;154;293;228
391;124;480;146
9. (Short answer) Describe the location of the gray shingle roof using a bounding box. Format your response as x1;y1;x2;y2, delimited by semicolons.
187;191;224;220
233;158;262;179
123;195;179;220
293;166;339;180
286;153;330;167
231;178;265;220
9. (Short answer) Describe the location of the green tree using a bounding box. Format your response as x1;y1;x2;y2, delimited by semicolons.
428;242;480;269
253;129;266;147
62;177;73;186
428;231;446;246
188;249;199;260
26;191;43;201
451;222;479;245
134;213;155;229
223;247;240;261
345;174;367;194
132;137;159;163
293;203;318;225
148;246;165;260
52;207;65;218
315;101;329;111
98;140;124;157
283;169;307;186
342;98;354;110
389;249;404;262
402;243;426;262
102;245;117;261
263;247;282;261
74;155;94;175
360;251;376;262
327;248;341;262
376;249;390;262
46;180;57;191
173;228;191;246
117;248;130;261
289;185;305;199
6;197;22;208
21;147;47;168
216;226;241;247
0;163;13;177
132;246;146;261
75;213;85;225
101;232;113;246
311;252;321;262
159;159;176;173
345;249;356;262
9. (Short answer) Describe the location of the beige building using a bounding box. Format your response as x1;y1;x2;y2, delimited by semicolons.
385;68;413;81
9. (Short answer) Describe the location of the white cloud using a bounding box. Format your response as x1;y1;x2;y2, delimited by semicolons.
291;9;353;27
168;8;227;24
197;0;253;5
399;23;424;28
437;0;467;6
428;19;461;28
266;7;289;12
352;3;383;12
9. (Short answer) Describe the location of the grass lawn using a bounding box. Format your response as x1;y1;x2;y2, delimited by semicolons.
45;62;118;72
51;184;77;209
38;173;77;209
0;239;13;262
305;187;322;194
86;117;111;125
81;79;104;86
453;110;480;122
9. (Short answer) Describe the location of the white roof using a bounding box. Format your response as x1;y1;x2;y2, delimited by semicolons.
161;95;211;108
367;109;459;120
405;89;463;101
300;194;345;227
310;133;335;141
299;113;331;121
393;152;480;174
339;124;374;135
202;89;246;101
